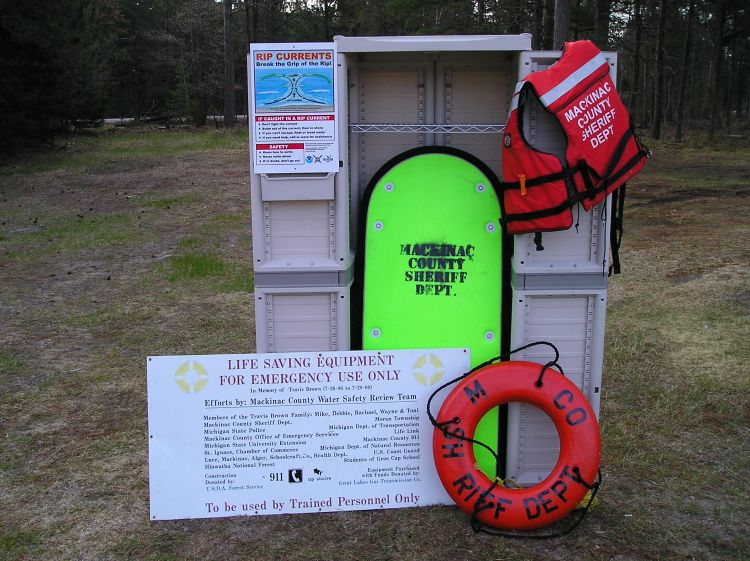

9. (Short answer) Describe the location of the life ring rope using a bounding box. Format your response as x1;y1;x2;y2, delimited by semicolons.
469;468;602;539
428;341;602;538
426;341;564;469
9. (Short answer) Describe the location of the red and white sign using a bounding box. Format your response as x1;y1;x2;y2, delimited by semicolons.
255;143;305;166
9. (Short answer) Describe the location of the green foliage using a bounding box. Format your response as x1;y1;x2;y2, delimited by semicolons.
0;0;118;147
167;252;227;279
1;0;747;147
166;251;253;293
107;0;182;119
0;528;41;561
0;352;24;375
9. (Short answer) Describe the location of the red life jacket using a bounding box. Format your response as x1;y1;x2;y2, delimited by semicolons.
501;40;649;235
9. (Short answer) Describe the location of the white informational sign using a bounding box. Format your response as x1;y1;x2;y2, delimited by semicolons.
147;348;470;521
249;42;339;173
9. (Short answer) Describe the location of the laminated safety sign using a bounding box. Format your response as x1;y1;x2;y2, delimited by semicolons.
147;348;470;521
249;42;339;174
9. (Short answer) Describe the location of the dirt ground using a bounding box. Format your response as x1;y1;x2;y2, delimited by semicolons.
0;129;748;560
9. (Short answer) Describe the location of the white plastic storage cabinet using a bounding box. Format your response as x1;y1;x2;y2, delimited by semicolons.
506;288;607;485
248;36;618;480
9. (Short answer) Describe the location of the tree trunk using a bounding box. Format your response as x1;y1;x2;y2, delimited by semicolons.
594;0;610;49
651;0;668;139
630;0;642;124
224;0;235;128
725;35;735;127
543;0;555;50
708;1;725;138
687;33;696;129
321;0;331;41
243;0;255;44
508;0;522;34
553;0;570;50
533;0;544;49
675;0;693;143
734;39;744;122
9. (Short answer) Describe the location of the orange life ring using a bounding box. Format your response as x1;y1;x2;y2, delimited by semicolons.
432;361;600;531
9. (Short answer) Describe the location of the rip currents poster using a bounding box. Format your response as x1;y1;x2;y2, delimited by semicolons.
249;42;339;174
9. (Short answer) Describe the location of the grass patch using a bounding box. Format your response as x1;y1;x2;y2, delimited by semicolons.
177;237;202;249
210;211;247;224
0;127;248;175
0;528;41;561
220;269;254;293
165;250;253;293
6;212;138;254
0;352;24;374
107;535;180;561
167;252;227;280
141;194;201;209
601;139;750;548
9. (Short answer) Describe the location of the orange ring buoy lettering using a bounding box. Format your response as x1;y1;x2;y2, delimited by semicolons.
432;361;600;531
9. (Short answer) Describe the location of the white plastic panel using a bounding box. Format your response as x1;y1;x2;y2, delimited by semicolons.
437;61;514;180
250;175;350;272
250;174;348;273
506;289;607;485
335;34;532;53
356;63;433;196
264;200;334;265
260;173;335;201
513;51;618;274
255;284;351;353
514;197;611;274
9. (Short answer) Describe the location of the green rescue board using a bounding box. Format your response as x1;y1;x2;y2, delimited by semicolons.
360;148;503;479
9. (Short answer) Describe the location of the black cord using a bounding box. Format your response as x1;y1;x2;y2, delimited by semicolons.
427;341;602;539
469;469;603;539
426;342;565;486
426;341;563;435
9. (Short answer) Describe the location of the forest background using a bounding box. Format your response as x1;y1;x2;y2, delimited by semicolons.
1;0;749;149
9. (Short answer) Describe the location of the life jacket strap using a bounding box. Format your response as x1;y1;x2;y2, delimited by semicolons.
501;161;588;192
501;126;649;226
608;183;627;276
533;232;545;251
